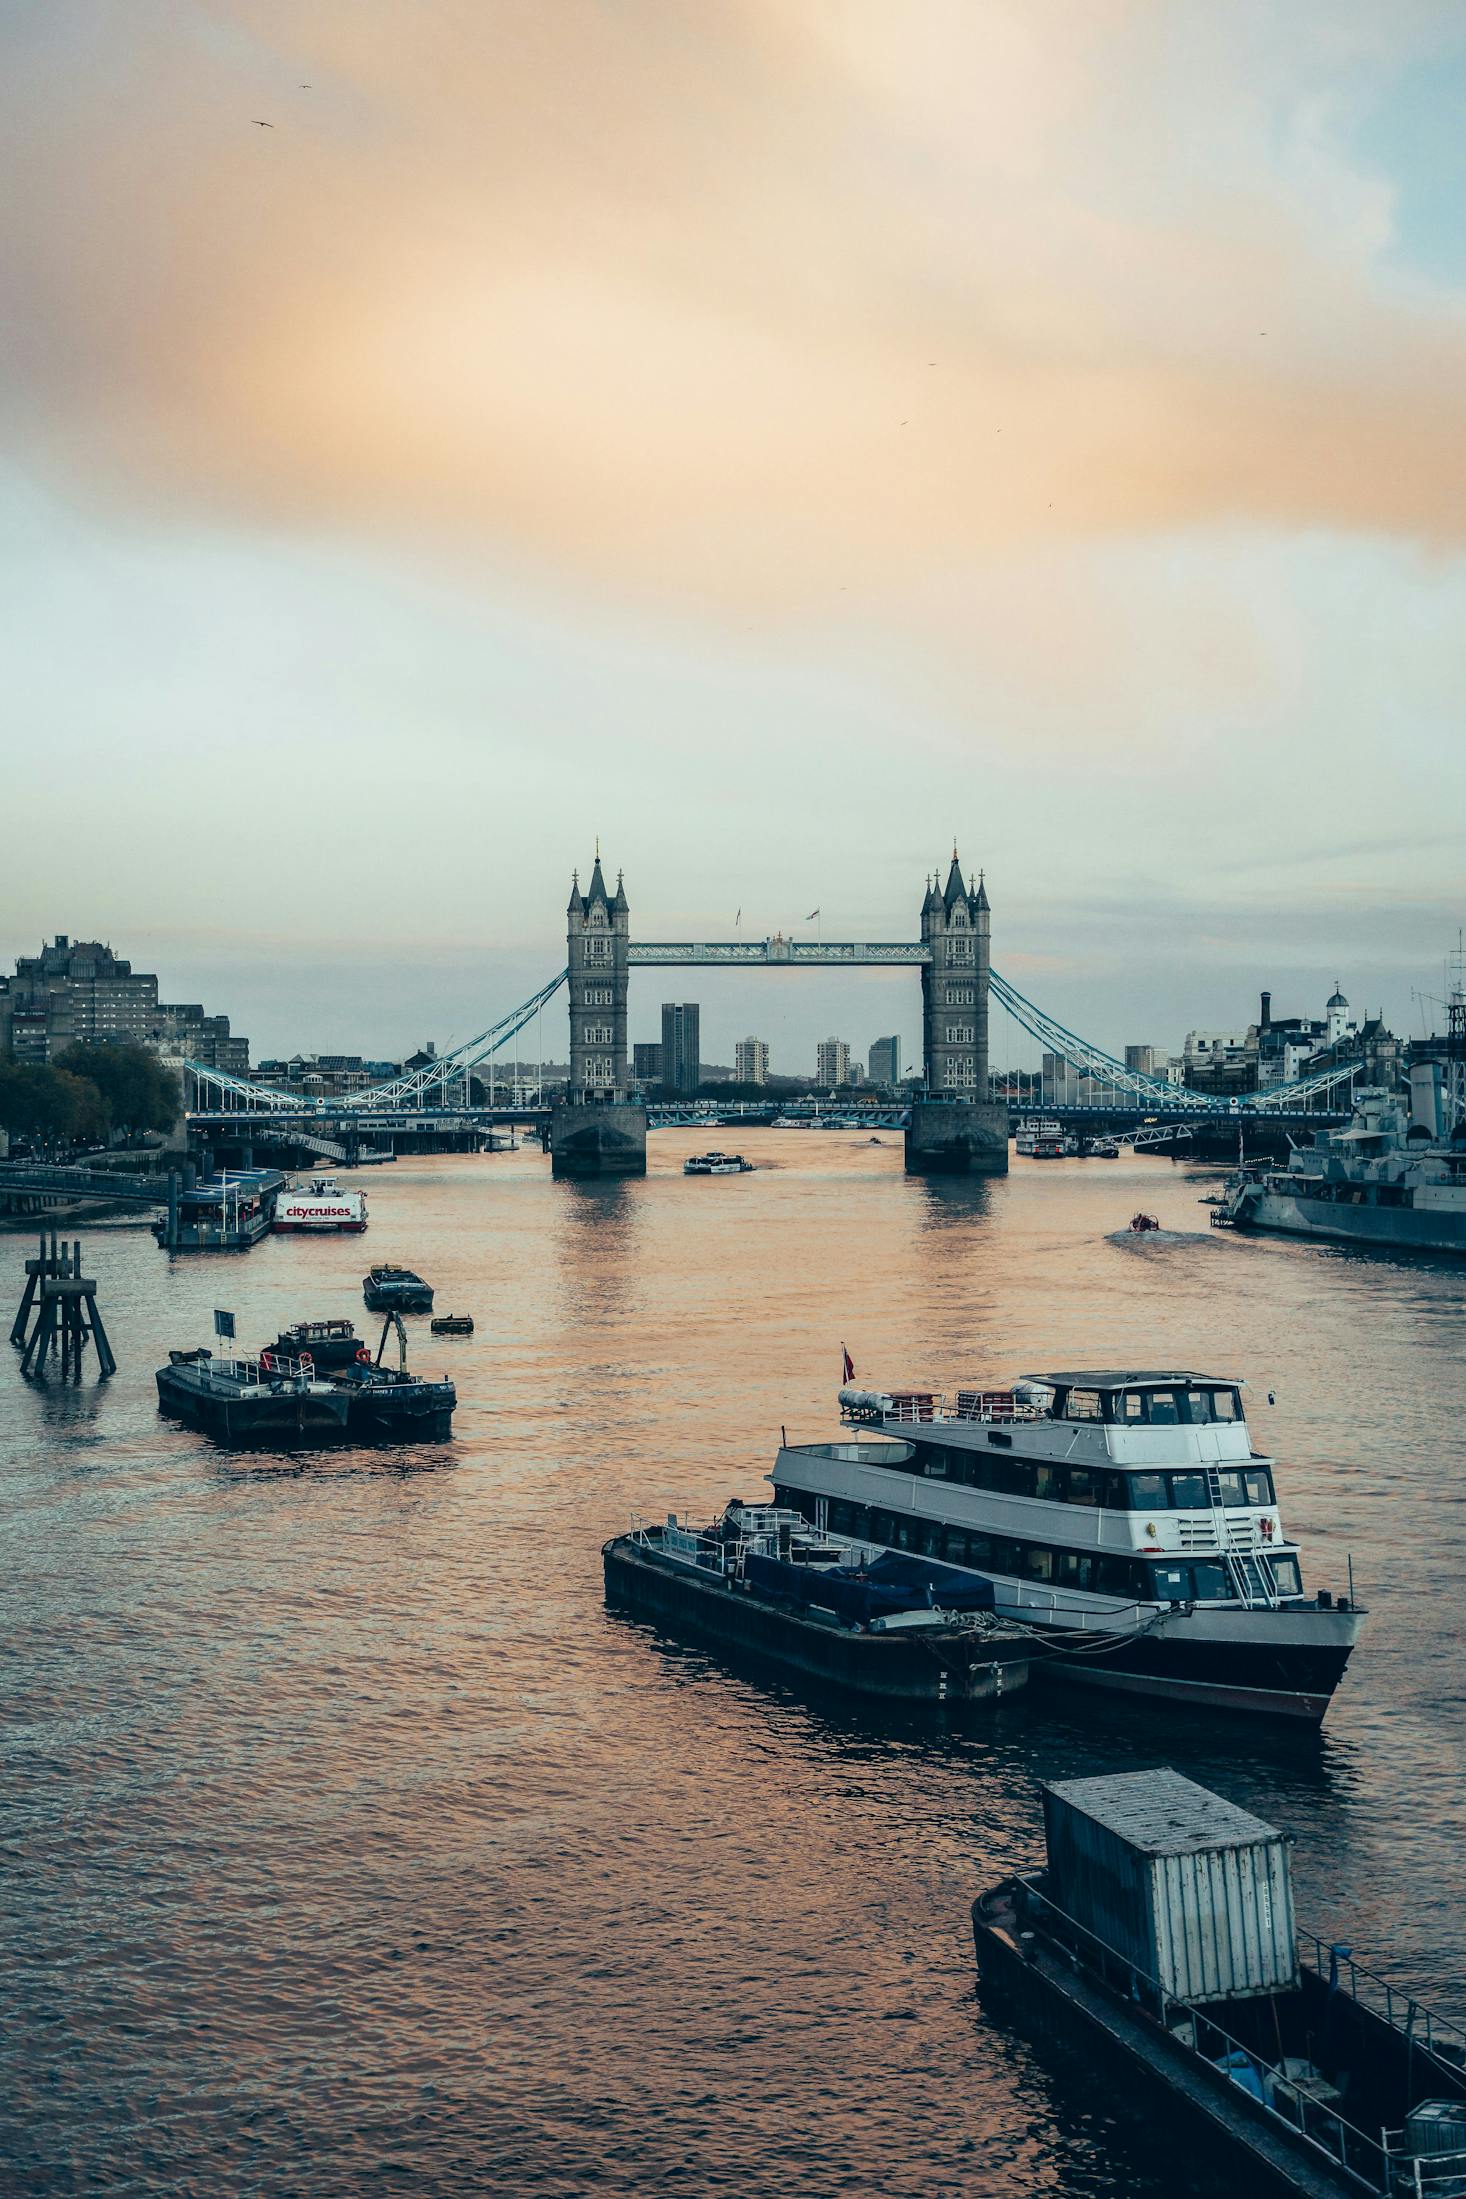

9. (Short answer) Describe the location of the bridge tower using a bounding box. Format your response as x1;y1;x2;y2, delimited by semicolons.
906;850;1007;1175
552;853;646;1177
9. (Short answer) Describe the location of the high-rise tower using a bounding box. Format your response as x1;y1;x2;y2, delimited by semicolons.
566;854;630;1099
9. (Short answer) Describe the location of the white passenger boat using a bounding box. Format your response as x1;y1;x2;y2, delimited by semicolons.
770;1369;1363;1722
684;1150;753;1175
272;1176;368;1233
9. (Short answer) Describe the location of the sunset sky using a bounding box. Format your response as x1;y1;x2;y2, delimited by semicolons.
3;1;1465;1067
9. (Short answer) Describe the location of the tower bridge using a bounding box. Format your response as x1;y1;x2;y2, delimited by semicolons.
555;850;1002;1176
182;847;1370;1180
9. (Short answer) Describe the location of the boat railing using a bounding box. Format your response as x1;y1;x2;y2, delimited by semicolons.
873;1390;1045;1425
1295;1931;1466;2081
1012;1875;1406;2197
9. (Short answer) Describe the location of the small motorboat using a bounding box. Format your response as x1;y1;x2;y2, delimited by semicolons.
1129;1212;1161;1234
684;1151;753;1175
431;1315;474;1336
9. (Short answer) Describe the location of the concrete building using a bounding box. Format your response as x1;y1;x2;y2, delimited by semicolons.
0;935;248;1072
815;1037;851;1087
734;1036;770;1086
660;1002;701;1097
632;1042;663;1085
1124;1044;1160;1079
868;1035;901;1086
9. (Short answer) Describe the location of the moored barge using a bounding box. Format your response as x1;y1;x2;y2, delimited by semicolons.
604;1502;1034;1704
363;1265;434;1314
974;1769;1466;2198
156;1347;351;1443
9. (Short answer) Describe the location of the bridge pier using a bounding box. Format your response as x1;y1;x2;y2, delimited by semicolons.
549;1098;648;1179
905;1098;1009;1176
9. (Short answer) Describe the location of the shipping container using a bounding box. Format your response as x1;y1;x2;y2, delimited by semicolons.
1040;1768;1298;2007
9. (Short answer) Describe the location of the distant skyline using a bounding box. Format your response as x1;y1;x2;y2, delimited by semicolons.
3;3;1464;1062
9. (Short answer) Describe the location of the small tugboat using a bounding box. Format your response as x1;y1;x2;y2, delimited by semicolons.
1129;1211;1161;1233
1085;1136;1121;1159
974;1768;1466;2199
683;1151;754;1175
363;1264;434;1313
156;1346;351;1444
272;1176;368;1233
267;1317;366;1372
603;1501;1034;1704
430;1314;474;1336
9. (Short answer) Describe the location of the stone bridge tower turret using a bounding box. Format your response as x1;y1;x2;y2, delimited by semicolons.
919;850;989;1097
566;853;630;1100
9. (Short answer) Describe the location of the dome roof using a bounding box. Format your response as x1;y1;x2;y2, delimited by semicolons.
1327;985;1349;1010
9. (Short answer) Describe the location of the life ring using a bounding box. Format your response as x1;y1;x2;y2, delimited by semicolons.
356;1347;372;1364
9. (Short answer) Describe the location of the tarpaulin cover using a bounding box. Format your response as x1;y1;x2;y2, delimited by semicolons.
743;1549;995;1625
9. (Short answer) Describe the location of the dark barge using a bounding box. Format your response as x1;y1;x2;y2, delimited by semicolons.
604;1504;1034;1705
363;1265;434;1314
973;1769;1466;2198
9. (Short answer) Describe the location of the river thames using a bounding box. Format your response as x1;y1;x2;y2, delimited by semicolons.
5;1135;1465;2196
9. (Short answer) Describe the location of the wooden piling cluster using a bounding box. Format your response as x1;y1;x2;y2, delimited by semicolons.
10;1232;116;1379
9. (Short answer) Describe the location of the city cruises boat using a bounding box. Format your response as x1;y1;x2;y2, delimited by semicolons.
156;1347;351;1444
771;1369;1363;1722
975;1769;1466;2199
1214;1086;1466;1256
603;1502;1034;1704
683;1150;754;1175
272;1176;368;1233
362;1265;434;1313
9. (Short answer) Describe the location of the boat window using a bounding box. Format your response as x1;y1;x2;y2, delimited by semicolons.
1065;1389;1104;1423
1215;1470;1249;1509
989;1455;1034;1497
1189;1560;1237;1602
986;1430;1013;1449
1243;1467;1275;1507
1034;1464;1062;1501
1146;1389;1182;1425
941;1527;969;1566
922;1452;948;1478
1209;1388;1241;1422
1120;1391;1146;1423
869;1509;896;1545
1151;1564;1189;1603
1169;1471;1209;1510
1066;1468;1099;1507
1021;1546;1053;1581
1097;1557;1142;1598
1270;1555;1303;1597
1127;1472;1168;1512
1054;1552;1095;1590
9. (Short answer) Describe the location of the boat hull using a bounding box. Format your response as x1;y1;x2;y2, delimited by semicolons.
363;1285;434;1314
1227;1188;1466;1257
335;1379;456;1442
603;1537;1032;1704
155;1367;352;1445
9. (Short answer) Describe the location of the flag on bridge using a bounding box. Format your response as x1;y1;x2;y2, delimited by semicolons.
842;1343;854;1384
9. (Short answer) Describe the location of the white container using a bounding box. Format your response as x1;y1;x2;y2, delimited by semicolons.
1040;1768;1298;2007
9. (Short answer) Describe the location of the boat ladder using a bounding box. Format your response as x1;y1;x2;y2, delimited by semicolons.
1205;1468;1280;1609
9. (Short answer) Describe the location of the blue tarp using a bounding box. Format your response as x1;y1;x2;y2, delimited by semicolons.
743;1549;995;1626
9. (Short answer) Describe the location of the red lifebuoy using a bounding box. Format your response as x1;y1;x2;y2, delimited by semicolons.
356;1347;372;1364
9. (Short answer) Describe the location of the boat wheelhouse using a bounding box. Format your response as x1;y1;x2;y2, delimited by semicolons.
771;1370;1362;1722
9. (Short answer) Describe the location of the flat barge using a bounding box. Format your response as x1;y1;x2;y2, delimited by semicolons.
363;1265;434;1314
973;1768;1466;2198
604;1503;1034;1704
152;1169;283;1252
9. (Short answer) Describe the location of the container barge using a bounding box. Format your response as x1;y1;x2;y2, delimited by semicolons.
973;1768;1466;2198
603;1502;1034;1704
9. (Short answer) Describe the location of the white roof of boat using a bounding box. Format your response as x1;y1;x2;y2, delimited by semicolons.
1022;1370;1243;1390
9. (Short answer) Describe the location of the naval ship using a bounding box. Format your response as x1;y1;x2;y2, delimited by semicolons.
1213;1085;1466;1255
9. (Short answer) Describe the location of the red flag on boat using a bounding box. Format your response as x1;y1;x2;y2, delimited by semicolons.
842;1344;854;1384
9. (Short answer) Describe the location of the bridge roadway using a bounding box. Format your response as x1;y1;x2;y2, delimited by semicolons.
0;1164;171;1207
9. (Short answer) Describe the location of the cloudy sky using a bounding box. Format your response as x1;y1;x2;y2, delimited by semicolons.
3;1;1464;1069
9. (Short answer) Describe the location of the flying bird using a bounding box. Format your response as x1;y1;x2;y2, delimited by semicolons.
252;119;274;127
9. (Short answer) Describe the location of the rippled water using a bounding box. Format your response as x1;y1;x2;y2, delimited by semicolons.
5;1136;1466;2196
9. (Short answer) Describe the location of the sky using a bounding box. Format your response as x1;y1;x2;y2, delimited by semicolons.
2;0;1465;1071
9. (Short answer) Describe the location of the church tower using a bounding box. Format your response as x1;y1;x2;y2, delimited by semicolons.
919;849;988;1098
566;853;630;1099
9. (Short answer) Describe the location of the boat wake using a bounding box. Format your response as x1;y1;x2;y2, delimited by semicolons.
1105;1228;1219;1251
